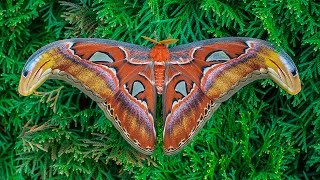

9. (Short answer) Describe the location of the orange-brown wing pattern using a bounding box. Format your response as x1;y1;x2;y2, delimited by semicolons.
162;68;220;154
18;38;157;154
163;37;301;154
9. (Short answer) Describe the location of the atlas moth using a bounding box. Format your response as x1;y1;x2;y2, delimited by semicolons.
18;36;301;155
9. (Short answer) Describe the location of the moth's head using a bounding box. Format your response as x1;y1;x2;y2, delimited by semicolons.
18;47;58;96
142;36;178;46
256;43;301;95
142;36;179;62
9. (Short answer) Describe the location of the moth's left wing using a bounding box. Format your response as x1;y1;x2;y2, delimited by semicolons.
18;39;157;154
163;37;301;154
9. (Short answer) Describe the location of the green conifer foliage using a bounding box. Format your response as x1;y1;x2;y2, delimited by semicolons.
1;0;319;179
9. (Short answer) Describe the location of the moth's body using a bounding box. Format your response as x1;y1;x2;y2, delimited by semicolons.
150;44;170;94
18;37;301;155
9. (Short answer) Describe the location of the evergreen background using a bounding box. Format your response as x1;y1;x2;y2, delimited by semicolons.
0;0;319;179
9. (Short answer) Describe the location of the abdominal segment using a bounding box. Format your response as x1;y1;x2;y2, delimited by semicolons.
155;64;166;94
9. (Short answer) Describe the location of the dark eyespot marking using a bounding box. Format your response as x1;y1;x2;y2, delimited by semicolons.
291;68;297;76
22;69;29;77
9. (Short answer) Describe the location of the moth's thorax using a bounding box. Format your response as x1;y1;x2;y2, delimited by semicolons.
150;44;170;62
150;44;169;94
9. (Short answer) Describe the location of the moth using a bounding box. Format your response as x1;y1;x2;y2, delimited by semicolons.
18;37;301;155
